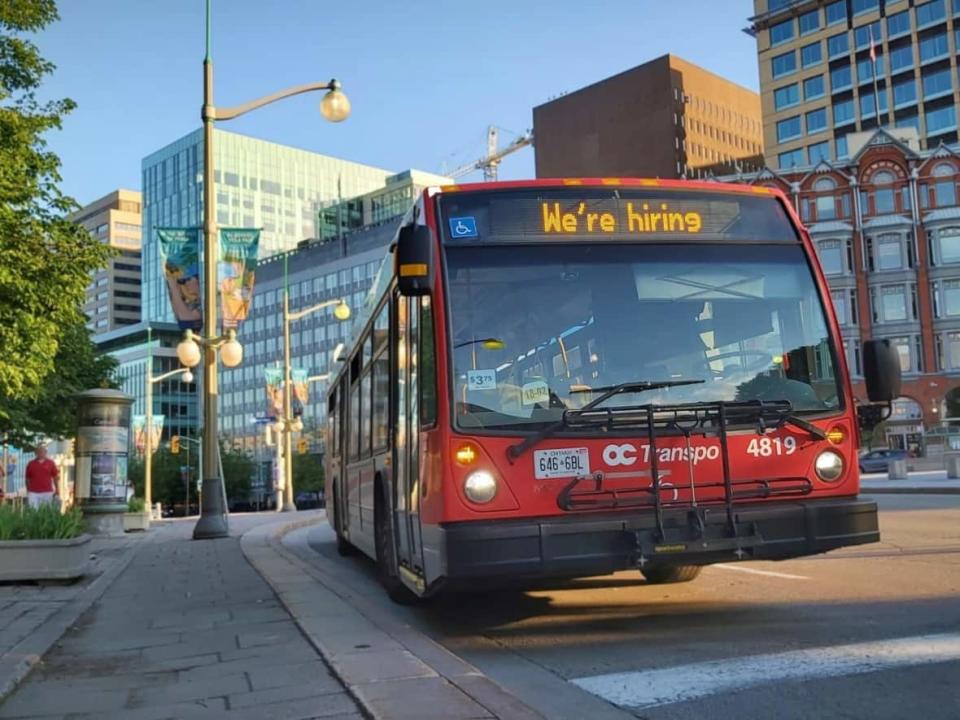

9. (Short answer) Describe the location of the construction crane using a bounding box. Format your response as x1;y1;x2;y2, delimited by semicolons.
447;126;534;182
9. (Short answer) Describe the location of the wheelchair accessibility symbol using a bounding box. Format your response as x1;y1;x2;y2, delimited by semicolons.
448;216;478;238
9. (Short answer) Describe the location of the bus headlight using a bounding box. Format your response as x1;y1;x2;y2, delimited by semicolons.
815;450;844;482
464;470;497;504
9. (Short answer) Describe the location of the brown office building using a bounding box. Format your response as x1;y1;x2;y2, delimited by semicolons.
533;54;765;179
71;189;143;335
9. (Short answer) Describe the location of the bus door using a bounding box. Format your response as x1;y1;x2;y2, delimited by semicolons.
393;293;424;572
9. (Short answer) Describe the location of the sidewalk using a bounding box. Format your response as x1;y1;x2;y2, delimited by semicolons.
861;470;960;494
0;515;363;719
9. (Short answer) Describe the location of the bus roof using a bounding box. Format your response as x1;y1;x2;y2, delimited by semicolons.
431;177;783;200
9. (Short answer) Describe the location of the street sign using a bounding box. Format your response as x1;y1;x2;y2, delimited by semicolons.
252;416;275;425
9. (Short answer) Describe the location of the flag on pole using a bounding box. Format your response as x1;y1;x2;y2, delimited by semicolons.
264;367;284;419
869;27;876;62
157;228;202;330
219;228;261;329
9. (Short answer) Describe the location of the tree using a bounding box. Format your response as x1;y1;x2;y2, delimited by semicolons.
0;318;116;447
0;1;112;399
127;447;188;507
220;442;254;505
291;452;324;494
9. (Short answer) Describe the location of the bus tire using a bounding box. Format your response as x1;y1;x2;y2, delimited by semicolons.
374;480;418;605
641;565;702;584
331;486;354;557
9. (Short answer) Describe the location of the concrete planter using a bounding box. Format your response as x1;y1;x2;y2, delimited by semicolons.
123;512;150;533
0;534;92;581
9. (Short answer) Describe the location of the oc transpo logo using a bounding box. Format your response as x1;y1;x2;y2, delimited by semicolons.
603;443;637;466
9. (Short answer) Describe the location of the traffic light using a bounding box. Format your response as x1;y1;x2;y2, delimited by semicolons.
298;438;308;455
170;436;180;454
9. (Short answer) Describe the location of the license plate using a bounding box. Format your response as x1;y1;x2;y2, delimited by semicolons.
534;448;589;479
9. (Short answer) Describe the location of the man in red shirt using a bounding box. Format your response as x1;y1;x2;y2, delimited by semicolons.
26;445;59;509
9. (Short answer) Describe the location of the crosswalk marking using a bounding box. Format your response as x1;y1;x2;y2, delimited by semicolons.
571;633;960;709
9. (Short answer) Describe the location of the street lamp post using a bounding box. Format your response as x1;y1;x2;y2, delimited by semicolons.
187;0;350;538
276;297;350;511
144;361;193;520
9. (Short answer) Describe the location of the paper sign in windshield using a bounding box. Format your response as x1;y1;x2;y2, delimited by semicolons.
467;369;497;391
522;380;550;406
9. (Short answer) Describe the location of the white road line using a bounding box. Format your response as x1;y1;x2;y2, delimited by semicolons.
709;564;809;580
571;633;960;709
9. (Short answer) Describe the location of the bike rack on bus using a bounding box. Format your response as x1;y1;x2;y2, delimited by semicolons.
556;400;814;546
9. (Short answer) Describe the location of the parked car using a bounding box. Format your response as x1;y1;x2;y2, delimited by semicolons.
859;448;908;473
294;490;325;510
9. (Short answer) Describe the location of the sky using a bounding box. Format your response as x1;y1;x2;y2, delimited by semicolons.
35;0;759;204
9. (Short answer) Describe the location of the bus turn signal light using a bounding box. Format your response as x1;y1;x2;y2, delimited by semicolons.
455;443;478;465
826;426;845;445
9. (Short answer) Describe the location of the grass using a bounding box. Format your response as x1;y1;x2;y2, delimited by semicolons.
0;504;87;540
127;496;145;513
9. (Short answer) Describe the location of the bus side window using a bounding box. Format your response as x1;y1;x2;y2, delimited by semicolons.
328;387;339;458
372;302;390;450
349;354;361;461
420;296;437;428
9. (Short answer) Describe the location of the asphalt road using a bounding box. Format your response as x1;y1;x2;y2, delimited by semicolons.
300;495;960;720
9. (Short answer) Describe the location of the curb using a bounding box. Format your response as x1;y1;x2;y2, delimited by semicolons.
862;485;960;495
0;529;151;702
240;513;544;720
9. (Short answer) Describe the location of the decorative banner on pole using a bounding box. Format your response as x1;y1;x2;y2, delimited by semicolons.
292;368;308;418
157;228;202;330
264;367;284;419
219;228;261;329
132;415;165;453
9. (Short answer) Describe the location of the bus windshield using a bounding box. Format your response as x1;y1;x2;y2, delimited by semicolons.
446;243;843;431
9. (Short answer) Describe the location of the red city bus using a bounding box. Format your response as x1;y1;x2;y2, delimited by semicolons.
325;179;901;602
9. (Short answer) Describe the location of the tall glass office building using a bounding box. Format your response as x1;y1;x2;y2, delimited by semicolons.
141;128;393;325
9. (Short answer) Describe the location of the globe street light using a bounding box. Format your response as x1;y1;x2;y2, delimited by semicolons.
278;298;351;511
193;0;350;540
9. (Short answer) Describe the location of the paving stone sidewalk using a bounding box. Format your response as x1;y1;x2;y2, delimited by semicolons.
0;516;364;720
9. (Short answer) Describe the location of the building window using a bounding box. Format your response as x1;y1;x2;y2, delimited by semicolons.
916;0;946;28
827;32;850;58
919;32;950;63
778;148;805;169
804;74;826;100
887;10;911;37
836;136;849;158
774;83;801;110
845;339;863;376
826;0;846;25
926;105;957;136
854;21;881;50
806;107;828;134
856;55;883;85
889;45;914;74
770;18;795;45
808;141;831;164
801;41;823;67
816;194;837;219
875;233;905;269
860;89;889;118
831;64;854;92
922;67;953;100
933;163;957;206
799;9;821;34
942;331;960;370
776;115;802;142
772;51;797;78
937;227;960;263
895;113;921;132
832;98;856;126
852;0;879;14
869;170;897;214
892;77;917;107
873;285;909;322
889;336;915;373
941;279;960;316
832;290;848;324
818;239;845;274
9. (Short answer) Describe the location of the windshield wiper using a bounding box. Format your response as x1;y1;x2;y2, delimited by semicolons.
779;413;827;440
506;379;704;462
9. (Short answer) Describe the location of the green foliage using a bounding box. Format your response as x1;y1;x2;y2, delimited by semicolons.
128;445;195;508
0;0;113;402
292;452;324;493
0;503;85;540
221;441;253;503
127;496;145;513
0;318;117;447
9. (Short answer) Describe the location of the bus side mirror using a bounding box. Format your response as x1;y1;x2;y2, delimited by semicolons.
863;339;901;403
396;224;433;297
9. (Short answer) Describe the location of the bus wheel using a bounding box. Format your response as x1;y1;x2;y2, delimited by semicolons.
641;565;702;584
374;483;418;605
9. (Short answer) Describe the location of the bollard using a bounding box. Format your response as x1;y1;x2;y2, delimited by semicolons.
888;458;908;480
946;453;960;479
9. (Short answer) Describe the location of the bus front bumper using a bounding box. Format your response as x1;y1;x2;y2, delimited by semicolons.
437;497;879;583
